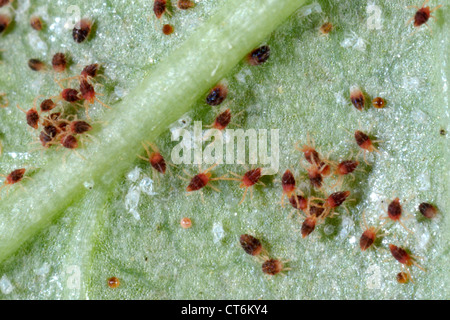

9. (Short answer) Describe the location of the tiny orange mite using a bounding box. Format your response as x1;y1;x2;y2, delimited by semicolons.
162;24;174;35
180;217;192;229
108;277;120;288
177;0;195;10
30;16;43;31
397;272;409;284
239;234;262;256
319;22;333;34
372;97;386;109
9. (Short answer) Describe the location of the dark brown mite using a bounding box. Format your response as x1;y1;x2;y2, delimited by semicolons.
372;97;386;109
212;109;232;130
206;84;228;106
289;194;308;211
61;134;78;149
262;259;284;276
69;120;92;134
301;216;316;238
177;0;195;9
397;272;409;284
350;87;365;111
307;166;323;189
40;99;56;112
242;168;262;188
81;63;100;79
355;130;374;151
407;0;442;28
336;160;359;175
326;191;350;209
108;277;120;289
30;16;43;31
0;14;10;33
309;202;325;217
153;0;168;19
359;229;375;251
281;169;295;197
52;53;67;73
440;129;446;136
418;202;438;219
162;24;174;35
187;173;209;192
387;197;402;221
319;22;333;34
39;130;53;147
16;105;40;129
239;234;262;256
72;19;92;43
44;125;58;138
61;88;81;102
247;45;270;66
80;78;95;102
0;0;11;7
4;168;26;185
389;244;413;266
28;59;45;71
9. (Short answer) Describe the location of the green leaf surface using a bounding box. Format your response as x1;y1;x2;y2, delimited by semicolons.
0;0;448;299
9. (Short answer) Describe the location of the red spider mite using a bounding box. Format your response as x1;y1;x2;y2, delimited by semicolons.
330;159;360;188
396;271;409;284
306;165;323;189
350;86;365;111
262;258;290;276
289;194;308;211
239;234;263;256
208;108;232;130
16;99;41;130
311;191;351;218
28;59;45;71
225;168;265;205
299;200;326;238
359;211;385;251
153;0;170;19
60;134;78;149
81;63;100;79
73;19;93;43
354;130;380;165
0;0;12;8
79;78;110;117
418;202;438;219
380;197;412;233
295;135;321;166
52;53;67;73
247;45;270;66
206;83;228;106
30;16;43;31
0;14;11;34
407;0;442;30
0;168;29;195
40;99;56;112
68;120;92;135
138;141;167;174
319;22;333;35
39;130;54;147
389;244;425;282
177;0;195;10
280;169;296;207
182;164;227;202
